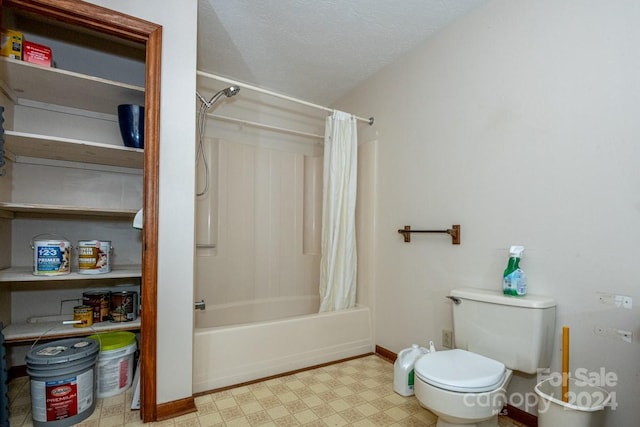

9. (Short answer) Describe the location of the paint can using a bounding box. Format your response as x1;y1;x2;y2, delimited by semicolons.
109;291;138;322
72;306;93;328
31;236;71;276
87;332;137;398
77;240;112;274
82;291;111;323
26;338;100;427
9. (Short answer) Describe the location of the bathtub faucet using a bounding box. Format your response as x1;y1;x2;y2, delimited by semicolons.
194;300;206;310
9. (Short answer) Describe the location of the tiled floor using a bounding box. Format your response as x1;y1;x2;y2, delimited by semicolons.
9;354;526;426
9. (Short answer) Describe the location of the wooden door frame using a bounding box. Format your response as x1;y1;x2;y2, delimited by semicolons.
2;0;161;422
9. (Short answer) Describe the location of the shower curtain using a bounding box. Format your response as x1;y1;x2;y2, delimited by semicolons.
319;110;357;312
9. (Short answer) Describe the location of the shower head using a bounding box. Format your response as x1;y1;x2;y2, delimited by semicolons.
223;85;240;97
198;85;241;109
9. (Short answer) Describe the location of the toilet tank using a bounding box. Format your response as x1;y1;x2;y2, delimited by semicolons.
449;288;556;374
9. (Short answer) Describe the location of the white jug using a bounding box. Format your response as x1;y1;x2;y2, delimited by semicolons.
393;344;428;396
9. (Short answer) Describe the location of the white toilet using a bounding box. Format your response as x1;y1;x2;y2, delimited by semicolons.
414;288;556;427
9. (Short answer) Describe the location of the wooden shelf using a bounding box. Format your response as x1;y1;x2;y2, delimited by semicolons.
3;318;141;344
0;56;144;114
0;201;138;220
0;264;141;283
4;130;144;169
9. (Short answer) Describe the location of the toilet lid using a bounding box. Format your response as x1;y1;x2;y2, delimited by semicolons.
414;349;506;393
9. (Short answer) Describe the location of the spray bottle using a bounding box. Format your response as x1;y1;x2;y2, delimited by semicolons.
503;245;527;296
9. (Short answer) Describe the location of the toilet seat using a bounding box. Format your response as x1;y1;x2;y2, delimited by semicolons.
414;349;506;393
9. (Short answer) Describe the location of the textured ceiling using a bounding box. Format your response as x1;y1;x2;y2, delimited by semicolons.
197;0;488;105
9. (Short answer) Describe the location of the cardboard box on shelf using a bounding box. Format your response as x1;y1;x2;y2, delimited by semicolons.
1;29;23;59
23;40;52;66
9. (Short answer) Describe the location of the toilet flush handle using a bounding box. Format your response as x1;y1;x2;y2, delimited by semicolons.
446;296;461;305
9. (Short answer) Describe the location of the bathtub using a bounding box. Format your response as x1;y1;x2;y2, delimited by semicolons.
192;299;373;393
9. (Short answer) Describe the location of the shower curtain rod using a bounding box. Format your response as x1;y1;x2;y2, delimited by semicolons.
197;70;375;125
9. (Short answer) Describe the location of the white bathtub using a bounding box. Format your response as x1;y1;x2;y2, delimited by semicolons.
192;299;373;393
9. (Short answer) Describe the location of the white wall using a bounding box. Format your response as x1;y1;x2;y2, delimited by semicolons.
86;0;198;405
336;0;640;424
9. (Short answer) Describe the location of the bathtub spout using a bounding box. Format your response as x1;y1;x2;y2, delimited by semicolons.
195;300;206;310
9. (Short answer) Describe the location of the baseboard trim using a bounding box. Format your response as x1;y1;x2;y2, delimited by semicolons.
503;404;538;427
375;345;397;362
374;345;538;427
156;396;197;421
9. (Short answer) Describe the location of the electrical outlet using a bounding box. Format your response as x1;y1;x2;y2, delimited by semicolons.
442;329;453;348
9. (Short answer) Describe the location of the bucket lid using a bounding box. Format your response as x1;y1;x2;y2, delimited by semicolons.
88;331;136;351
26;338;99;365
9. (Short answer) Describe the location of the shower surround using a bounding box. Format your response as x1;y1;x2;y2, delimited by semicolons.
195;139;322;312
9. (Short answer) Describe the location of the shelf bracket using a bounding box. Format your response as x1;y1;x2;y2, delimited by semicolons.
398;224;461;245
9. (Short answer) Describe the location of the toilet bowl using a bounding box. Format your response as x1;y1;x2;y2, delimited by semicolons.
414;349;512;427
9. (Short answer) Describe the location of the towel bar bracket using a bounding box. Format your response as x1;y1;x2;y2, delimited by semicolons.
398;224;460;245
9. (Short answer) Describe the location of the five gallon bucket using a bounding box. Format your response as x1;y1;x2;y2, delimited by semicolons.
31;237;71;276
26;338;100;427
88;332;137;398
535;377;611;427
77;240;112;274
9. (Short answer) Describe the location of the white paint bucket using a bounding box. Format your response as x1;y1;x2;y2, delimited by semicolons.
88;331;137;398
26;338;100;427
31;236;71;276
77;240;112;274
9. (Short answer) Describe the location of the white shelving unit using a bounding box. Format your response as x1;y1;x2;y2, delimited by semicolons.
0;55;144;344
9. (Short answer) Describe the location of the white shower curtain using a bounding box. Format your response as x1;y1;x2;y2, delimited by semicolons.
319;110;357;312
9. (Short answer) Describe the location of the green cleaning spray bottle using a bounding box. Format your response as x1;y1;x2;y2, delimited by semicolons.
503;245;527;296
